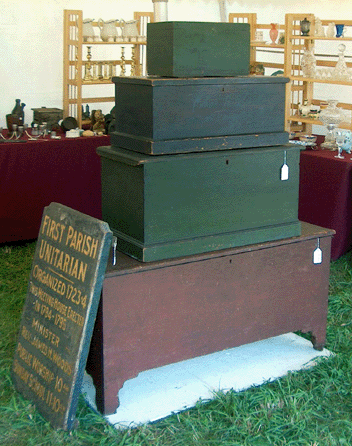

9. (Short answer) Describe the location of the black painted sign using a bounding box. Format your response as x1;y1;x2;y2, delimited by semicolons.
12;203;112;430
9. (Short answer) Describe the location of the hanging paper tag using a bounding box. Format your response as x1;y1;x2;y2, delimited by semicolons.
280;150;289;181
313;247;322;264
281;163;289;181
112;236;117;266
313;238;322;264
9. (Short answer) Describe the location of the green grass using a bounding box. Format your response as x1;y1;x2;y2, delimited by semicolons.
1;242;352;445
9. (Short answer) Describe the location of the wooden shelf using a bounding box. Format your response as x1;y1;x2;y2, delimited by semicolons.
288;115;352;130
63;9;153;127
82;80;114;85
251;42;285;48
289;35;352;41
82;40;147;45
290;76;352;85
81;97;115;103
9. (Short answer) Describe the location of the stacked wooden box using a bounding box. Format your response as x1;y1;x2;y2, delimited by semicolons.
97;22;301;262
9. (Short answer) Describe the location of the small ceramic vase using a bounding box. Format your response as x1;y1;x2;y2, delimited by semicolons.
336;24;344;38
301;48;316;78
300;18;311;36
269;23;278;44
299;100;311;117
327;22;335;38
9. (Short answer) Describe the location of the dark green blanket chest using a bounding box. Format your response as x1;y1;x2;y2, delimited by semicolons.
97;144;301;262
146;21;250;77
111;76;289;155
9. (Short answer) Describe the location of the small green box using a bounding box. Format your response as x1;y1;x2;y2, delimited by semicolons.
147;21;250;77
97;144;301;262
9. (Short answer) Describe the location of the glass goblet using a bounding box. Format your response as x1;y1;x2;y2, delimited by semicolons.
335;131;345;159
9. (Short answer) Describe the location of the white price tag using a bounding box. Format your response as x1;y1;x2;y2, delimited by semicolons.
280;150;289;181
313;247;322;264
313;238;322;264
281;163;289;181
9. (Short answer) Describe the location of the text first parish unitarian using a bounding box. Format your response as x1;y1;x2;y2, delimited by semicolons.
38;215;101;283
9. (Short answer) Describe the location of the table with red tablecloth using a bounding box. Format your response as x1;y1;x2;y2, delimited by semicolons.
0;134;109;244
299;147;352;260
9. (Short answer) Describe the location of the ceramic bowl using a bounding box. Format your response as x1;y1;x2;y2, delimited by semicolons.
299;134;317;145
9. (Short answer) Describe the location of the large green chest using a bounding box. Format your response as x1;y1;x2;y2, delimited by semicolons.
111;76;289;155
97;144;301;262
146;21;250;78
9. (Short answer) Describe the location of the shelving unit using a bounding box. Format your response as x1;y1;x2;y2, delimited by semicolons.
284;14;352;133
63;10;153;127
229;12;352;135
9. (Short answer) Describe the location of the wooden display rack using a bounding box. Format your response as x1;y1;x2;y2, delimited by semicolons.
63;10;153;127
229;13;285;76
229;12;352;134
284;13;352;134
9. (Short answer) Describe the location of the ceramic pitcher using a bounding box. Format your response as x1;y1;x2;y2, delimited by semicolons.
82;18;95;42
98;18;118;42
119;19;139;39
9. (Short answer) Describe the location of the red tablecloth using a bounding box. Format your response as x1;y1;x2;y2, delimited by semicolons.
299;148;352;260
0;134;110;243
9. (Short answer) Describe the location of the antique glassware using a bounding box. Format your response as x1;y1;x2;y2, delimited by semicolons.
334;130;345;158
332;44;349;80
327;22;335;37
319;100;344;149
335;24;345;38
300;18;311;36
299;134;317;148
301;48;316;78
315;18;325;37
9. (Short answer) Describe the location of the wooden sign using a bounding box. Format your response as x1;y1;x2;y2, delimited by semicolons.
12;203;112;430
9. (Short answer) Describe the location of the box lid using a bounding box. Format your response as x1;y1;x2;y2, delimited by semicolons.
147;21;249;30
31;107;63;112
112;76;290;87
97;144;301;166
104;222;335;275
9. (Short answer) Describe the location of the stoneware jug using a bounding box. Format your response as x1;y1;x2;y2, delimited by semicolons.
98;19;118;42
82;18;95;42
120;19;139;39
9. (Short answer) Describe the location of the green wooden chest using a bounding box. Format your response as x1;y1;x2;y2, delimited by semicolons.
97;144;301;262
146;21;250;77
111;76;290;155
